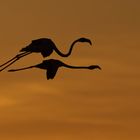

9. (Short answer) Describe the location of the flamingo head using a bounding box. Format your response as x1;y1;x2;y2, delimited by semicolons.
88;65;101;70
77;38;92;45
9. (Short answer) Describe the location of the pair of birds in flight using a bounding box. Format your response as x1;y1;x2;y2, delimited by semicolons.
0;37;101;79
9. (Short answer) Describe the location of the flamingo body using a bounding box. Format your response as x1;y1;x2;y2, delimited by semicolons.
20;38;55;57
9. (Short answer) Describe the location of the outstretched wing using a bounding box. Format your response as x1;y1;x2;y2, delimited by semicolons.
46;65;59;80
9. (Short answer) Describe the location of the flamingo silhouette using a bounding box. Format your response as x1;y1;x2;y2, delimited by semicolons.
8;59;101;80
0;38;92;72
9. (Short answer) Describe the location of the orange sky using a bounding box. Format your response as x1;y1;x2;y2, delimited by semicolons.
0;0;140;140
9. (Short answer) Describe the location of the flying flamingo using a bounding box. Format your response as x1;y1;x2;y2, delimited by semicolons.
8;59;101;80
0;38;92;72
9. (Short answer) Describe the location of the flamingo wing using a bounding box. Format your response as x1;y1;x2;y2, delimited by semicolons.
46;65;59;80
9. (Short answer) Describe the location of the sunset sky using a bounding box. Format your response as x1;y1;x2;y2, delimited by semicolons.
0;0;140;140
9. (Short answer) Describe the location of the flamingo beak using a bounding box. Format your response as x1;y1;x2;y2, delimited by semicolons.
88;40;92;45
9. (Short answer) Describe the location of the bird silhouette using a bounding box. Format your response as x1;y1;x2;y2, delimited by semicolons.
8;59;101;80
0;38;92;72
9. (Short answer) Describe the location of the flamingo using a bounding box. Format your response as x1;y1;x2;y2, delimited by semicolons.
0;38;92;72
8;59;101;80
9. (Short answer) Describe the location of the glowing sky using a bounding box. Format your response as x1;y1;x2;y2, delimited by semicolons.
0;0;140;140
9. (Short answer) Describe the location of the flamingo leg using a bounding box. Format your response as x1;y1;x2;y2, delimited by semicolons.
0;52;31;72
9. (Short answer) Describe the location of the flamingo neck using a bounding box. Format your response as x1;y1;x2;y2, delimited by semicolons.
53;40;78;57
